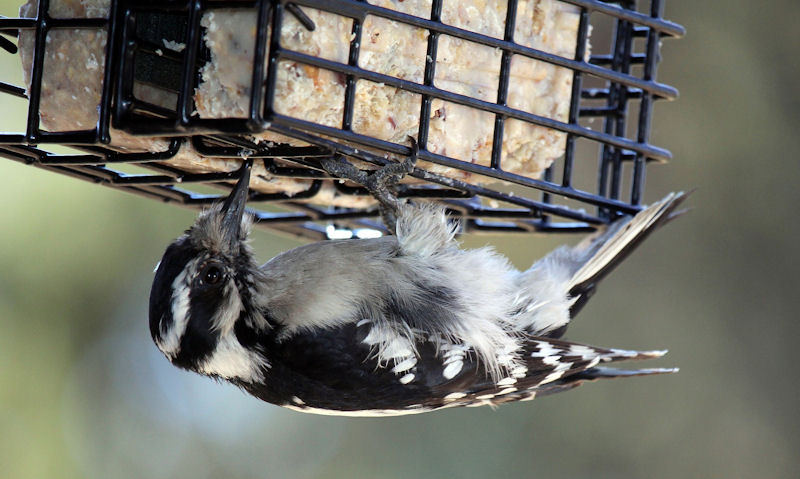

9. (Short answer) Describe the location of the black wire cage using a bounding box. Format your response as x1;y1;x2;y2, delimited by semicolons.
0;0;683;240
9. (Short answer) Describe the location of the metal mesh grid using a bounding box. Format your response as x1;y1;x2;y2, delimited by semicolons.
0;0;684;240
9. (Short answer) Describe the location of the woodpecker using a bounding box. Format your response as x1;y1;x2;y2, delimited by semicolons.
149;160;685;416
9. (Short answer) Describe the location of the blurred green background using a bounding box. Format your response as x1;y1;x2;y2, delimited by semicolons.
1;1;799;478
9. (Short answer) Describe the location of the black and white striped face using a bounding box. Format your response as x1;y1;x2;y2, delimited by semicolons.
149;216;268;383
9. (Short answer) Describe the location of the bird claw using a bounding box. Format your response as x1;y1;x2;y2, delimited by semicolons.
320;138;419;234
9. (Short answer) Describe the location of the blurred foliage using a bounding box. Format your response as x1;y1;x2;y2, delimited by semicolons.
1;0;799;478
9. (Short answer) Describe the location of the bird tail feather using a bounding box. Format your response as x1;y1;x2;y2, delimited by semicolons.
532;366;678;398
566;192;689;315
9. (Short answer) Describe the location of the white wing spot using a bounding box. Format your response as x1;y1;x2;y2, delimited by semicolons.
443;354;462;365
497;387;518;395
533;341;562;359
442;360;464;380
540;359;574;385
292;396;305;405
542;355;561;366
362;323;418;377
444;392;467;400
392;357;418;374
399;373;415;384
543;370;566;383
510;366;528;378
496;377;517;387
569;344;598;360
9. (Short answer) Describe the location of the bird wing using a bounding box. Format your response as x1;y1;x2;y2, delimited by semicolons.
428;338;674;408
249;320;672;416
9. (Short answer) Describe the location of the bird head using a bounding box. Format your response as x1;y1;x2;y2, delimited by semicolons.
149;162;270;380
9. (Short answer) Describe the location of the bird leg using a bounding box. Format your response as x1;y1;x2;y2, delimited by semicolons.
320;138;418;234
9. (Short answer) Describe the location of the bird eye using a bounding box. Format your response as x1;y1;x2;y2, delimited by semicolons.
201;264;224;285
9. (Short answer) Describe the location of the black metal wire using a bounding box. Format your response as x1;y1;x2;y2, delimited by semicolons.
0;0;683;240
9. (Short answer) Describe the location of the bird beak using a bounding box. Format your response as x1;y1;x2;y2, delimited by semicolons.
220;160;252;247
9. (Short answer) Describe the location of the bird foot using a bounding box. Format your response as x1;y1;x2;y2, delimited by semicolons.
321;138;418;234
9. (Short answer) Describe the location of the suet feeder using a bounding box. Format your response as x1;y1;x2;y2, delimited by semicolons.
0;0;683;240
